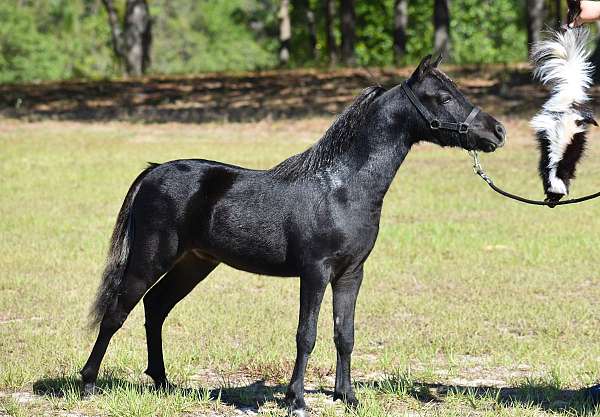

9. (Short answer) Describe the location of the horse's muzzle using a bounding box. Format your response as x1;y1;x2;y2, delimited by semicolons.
494;124;506;147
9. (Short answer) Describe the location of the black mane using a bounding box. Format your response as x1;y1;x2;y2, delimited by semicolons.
269;86;386;179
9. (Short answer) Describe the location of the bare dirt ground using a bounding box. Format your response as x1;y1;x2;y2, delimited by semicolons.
0;65;588;123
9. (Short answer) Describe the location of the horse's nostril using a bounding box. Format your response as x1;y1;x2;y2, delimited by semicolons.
495;124;506;141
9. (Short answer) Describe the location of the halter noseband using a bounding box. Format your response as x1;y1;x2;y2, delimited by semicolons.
401;82;481;138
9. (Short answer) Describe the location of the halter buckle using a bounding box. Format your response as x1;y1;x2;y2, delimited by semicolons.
430;120;441;130
458;123;470;134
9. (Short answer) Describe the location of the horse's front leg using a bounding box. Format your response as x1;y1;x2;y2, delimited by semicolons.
331;265;363;407
286;267;330;416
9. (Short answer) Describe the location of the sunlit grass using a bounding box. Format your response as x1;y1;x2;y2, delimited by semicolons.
2;117;600;416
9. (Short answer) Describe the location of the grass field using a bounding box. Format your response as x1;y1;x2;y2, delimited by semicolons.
2;117;600;416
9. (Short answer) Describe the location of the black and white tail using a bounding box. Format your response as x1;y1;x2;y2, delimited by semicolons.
89;163;159;328
530;28;595;197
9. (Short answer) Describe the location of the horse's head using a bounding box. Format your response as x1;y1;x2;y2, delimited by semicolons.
405;55;506;152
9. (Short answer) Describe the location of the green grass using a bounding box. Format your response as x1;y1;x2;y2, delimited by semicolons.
2;117;600;416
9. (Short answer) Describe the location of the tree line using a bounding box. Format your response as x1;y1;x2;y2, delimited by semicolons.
280;0;572;67
0;0;587;83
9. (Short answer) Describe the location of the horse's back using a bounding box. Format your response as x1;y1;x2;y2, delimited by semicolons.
131;159;300;276
132;158;254;217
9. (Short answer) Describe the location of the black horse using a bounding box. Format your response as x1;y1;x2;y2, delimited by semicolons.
81;55;505;415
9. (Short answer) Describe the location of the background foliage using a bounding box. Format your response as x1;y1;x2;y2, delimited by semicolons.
0;1;113;83
0;0;558;83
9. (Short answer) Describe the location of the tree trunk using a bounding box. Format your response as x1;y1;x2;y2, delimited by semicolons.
102;0;125;59
324;0;338;65
306;8;317;59
526;0;545;53
394;0;408;64
123;0;151;76
340;0;356;65
294;0;317;59
101;0;151;77
433;0;450;59
278;0;291;65
555;0;562;30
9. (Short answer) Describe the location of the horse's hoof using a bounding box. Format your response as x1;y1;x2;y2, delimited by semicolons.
333;392;359;408
345;397;359;409
82;382;97;396
585;384;600;404
285;391;308;416
289;408;308;417
154;380;176;392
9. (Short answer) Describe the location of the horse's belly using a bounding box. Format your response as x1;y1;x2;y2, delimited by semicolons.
221;257;297;277
200;241;296;276
203;198;297;276
201;227;297;276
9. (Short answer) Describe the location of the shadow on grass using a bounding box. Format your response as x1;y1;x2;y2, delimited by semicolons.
362;374;600;416
32;375;330;412
33;374;600;415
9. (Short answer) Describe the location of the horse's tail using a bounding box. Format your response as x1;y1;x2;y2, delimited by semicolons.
531;27;593;113
88;163;160;329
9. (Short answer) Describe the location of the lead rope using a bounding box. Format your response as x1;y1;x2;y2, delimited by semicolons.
468;151;600;207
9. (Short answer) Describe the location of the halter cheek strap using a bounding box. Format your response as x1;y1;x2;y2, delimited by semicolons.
401;82;481;141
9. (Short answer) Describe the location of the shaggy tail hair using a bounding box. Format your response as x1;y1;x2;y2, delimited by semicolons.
89;163;160;328
531;28;592;113
530;28;595;196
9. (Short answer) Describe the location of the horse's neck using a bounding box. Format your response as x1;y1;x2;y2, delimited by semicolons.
315;101;415;204
353;140;412;203
336;120;413;205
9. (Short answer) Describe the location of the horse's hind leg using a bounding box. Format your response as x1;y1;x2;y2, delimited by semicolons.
81;272;161;394
143;252;218;387
81;233;178;394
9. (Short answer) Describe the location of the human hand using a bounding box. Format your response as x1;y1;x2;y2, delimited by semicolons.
568;0;600;27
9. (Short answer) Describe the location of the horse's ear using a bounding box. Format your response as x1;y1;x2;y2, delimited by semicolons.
411;55;433;81
432;54;443;68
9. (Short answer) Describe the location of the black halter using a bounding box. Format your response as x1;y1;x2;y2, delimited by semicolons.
401;81;480;140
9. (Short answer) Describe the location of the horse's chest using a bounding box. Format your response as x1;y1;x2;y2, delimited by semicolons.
305;209;380;259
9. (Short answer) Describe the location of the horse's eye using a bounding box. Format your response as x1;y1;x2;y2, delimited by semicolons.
440;95;452;104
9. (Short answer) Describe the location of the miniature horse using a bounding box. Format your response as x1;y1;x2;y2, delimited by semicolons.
81;55;505;416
